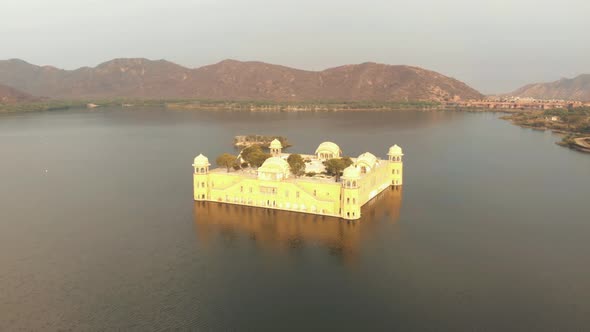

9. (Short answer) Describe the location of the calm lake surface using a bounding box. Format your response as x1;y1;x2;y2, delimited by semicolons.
1;108;589;331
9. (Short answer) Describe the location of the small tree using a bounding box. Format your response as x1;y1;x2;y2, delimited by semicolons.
287;154;306;177
342;156;353;168
323;158;347;181
241;145;264;166
216;153;237;172
249;150;272;168
241;145;263;163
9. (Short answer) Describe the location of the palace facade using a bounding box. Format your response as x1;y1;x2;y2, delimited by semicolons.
193;140;403;220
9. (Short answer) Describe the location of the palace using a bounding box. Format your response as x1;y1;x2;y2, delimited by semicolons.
193;140;403;220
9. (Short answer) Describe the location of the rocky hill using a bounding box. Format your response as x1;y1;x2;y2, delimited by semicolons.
0;83;38;104
0;58;483;102
510;74;590;101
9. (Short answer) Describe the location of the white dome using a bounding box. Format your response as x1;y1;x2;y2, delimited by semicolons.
258;157;290;173
269;138;283;149
342;165;361;179
193;154;210;166
388;144;403;156
315;141;341;156
258;156;290;180
357;152;378;169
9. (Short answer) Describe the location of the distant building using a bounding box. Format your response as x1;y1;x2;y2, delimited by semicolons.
193;141;404;220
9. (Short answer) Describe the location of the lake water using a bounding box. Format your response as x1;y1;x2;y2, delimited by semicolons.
1;108;589;331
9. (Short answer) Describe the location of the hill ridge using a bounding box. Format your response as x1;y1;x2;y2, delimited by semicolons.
0;58;483;101
0;83;38;104
510;74;590;101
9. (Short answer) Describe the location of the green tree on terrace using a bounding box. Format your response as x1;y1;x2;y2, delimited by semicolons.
241;145;271;168
216;153;237;172
250;151;272;168
342;156;353;168
287;154;306;177
323;158;350;182
241;145;263;163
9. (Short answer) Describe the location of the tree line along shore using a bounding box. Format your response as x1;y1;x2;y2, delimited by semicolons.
0;99;441;114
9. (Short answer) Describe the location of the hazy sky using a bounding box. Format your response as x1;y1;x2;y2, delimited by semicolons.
1;0;589;93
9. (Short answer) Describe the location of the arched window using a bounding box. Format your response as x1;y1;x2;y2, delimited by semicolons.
347;198;350;203
201;182;205;187
352;181;357;187
240;186;243;192
313;190;317;196
353;198;356;204
361;166;367;174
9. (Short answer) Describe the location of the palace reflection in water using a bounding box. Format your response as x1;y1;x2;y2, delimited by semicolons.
193;187;402;264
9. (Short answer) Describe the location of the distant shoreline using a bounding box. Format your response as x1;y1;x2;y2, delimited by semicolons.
0;98;530;114
0;99;445;114
501;109;590;153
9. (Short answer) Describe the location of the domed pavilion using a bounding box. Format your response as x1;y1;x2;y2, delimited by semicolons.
315;141;342;161
257;157;290;181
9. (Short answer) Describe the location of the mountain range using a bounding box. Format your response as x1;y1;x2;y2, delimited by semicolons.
0;58;483;102
0;83;38;104
510;74;590;101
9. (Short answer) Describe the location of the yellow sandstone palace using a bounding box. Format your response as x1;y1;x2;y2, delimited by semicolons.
193;140;403;220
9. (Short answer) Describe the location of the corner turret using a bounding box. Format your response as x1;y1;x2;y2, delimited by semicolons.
269;139;282;157
387;145;403;186
193;154;211;200
193;154;210;174
341;165;361;220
